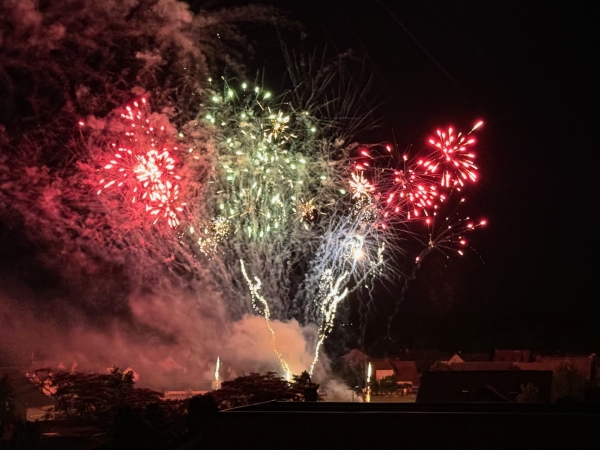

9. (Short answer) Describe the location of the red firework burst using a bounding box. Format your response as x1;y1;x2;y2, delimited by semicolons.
94;98;186;228
424;120;483;188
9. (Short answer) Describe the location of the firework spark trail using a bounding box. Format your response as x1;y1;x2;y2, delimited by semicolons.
215;356;221;381
195;82;351;321
240;259;291;380
91;98;186;228
384;194;487;341
193;80;486;376
306;204;389;375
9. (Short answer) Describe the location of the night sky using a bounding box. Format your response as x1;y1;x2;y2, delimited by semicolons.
212;0;599;352
1;0;598;364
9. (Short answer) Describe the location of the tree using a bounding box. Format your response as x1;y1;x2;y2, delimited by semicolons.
292;371;321;401
50;368;162;426
516;383;539;403
209;372;302;410
0;375;15;440
330;358;366;394
378;375;399;395
554;363;586;401
0;376;40;449
187;394;219;436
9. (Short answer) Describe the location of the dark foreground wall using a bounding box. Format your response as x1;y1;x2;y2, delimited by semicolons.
186;402;600;450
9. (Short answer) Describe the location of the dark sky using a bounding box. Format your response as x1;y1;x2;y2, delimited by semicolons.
1;0;597;361
217;0;599;352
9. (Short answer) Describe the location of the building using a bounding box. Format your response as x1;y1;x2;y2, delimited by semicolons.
162;389;208;401
368;359;420;387
0;367;56;421
341;349;368;366
493;349;531;363
448;361;517;371
417;370;555;403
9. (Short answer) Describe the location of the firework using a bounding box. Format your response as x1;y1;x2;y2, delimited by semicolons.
215;356;221;381
200;83;339;244
424;120;483;188
305;203;390;375
93;98;186;228
198;81;486;377
240;259;292;379
194;216;231;256
417;195;487;261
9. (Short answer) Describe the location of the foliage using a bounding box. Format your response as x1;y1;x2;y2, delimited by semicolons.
378;375;400;395
0;376;40;450
554;363;586;401
187;394;219;436
0;421;41;450
112;403;182;450
369;375;399;396
0;375;15;440
292;371;320;390
209;372;302;410
516;383;539;403
330;358;366;392
49;368;162;426
292;371;322;401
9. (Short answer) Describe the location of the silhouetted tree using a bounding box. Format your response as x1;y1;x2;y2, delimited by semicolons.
516;383;539;403
187;394;219;436
292;371;321;401
555;363;585;401
209;372;302;410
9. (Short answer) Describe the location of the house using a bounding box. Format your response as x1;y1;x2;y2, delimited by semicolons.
368;359;419;387
342;349;368;367
388;360;420;386
369;360;394;381
0;367;56;421
448;362;517;371
162;389;208;401
493;349;531;363
446;352;492;363
417;370;555;403
105;366;140;382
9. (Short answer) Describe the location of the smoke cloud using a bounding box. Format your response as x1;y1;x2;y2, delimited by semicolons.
0;282;323;391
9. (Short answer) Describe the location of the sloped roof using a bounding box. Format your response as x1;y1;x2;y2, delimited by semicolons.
494;350;531;363
369;359;394;371
368;359;420;385
449;362;516;371
451;352;492;362
0;367;56;409
388;360;420;385
417;370;554;403
342;349;368;366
